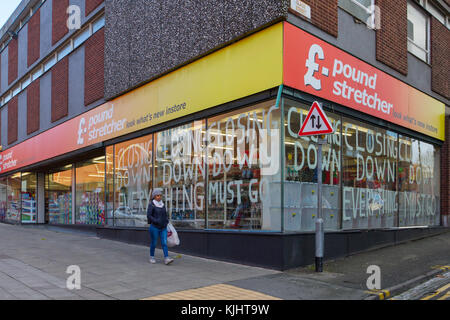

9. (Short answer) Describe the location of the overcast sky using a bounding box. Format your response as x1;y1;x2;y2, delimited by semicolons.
0;0;22;30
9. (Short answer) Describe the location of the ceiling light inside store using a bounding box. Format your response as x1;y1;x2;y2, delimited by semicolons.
88;174;105;178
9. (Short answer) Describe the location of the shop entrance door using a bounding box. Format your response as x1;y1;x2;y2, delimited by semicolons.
45;165;73;224
21;172;37;224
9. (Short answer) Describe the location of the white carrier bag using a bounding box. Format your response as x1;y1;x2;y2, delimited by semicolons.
167;222;180;247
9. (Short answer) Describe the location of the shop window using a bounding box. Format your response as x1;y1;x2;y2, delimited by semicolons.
0;178;7;222
75;157;106;225
46;165;73;224
111;136;153;227
398;136;440;227
6;173;22;224
105;146;114;226
21;172;37;224
341;118;398;230
206;101;282;231
284;99;341;232
155;121;206;229
407;1;430;63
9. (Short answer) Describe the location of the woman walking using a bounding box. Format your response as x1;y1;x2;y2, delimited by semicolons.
147;189;173;265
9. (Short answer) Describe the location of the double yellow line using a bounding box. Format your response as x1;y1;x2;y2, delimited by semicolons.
422;266;450;300
421;283;450;300
366;289;391;300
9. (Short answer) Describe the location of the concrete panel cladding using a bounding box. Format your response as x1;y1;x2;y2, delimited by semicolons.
86;0;104;15
51;57;69;122
297;0;338;37
28;8;41;67
40;0;52;58
0;50;7;95
85;28;105;106
8;38;18;85
431;17;450;99
104;0;289;100
17;25;28;80
27;80;40;135
53;0;69;45
375;0;408;75
7;96;18;145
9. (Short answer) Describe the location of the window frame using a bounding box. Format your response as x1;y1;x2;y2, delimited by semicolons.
407;0;431;63
338;0;376;26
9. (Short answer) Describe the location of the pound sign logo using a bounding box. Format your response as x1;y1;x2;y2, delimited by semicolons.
304;44;328;91
77;118;86;145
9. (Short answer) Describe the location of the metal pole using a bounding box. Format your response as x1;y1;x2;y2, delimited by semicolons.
315;137;326;272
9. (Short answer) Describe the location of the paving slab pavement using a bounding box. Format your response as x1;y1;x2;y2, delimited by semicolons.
0;223;449;300
0;223;281;300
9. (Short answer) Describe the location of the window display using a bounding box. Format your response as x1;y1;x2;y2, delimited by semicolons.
155;121;206;229
284;99;341;232
398;136;440;227
207;101;282;230
105;146;114;226
111;136;153;227
46;165;73;224
75;157;106;225
4;97;436;232
341;118;398;229
0;178;6;222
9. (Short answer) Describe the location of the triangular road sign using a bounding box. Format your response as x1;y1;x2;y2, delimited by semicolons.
298;101;334;136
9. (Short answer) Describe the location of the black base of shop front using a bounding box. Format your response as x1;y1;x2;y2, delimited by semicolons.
14;223;448;271
94;226;448;271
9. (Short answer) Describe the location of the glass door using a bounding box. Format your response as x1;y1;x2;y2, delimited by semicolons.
7;173;22;224
0;178;7;222
21;172;37;224
46;165;73;224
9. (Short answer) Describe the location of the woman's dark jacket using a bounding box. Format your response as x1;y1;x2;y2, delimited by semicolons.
147;202;169;229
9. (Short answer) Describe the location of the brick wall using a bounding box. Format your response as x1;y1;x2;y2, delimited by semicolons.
299;0;338;37
441;117;450;221
8;38;18;85
52;0;69;45
375;0;408;75
85;28;104;106
51;57;68;122
28;8;40;67
7;96;18;145
86;0;104;15
431;17;450;99
27;80;40;135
